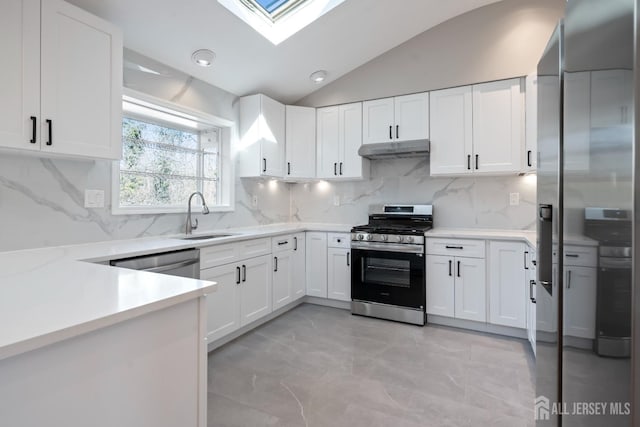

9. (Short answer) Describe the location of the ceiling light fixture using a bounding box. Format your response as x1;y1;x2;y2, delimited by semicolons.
310;70;327;84
191;49;216;67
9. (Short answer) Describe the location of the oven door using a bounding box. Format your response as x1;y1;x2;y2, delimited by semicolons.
351;244;425;309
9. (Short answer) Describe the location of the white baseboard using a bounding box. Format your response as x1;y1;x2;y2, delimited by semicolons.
427;314;528;339
304;296;350;310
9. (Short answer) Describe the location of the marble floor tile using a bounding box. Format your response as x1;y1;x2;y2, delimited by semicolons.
208;304;535;426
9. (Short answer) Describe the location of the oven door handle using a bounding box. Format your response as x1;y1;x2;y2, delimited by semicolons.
351;241;424;254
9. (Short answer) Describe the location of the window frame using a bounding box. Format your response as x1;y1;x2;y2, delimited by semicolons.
112;88;236;215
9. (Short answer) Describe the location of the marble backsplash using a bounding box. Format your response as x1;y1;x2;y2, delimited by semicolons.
290;158;537;230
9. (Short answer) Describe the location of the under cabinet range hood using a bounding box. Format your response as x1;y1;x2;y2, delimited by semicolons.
357;140;430;159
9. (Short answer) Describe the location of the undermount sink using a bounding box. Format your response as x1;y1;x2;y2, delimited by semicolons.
180;233;235;241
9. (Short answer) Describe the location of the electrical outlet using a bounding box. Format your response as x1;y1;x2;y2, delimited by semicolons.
509;192;520;206
84;190;105;208
333;195;340;206
251;195;258;208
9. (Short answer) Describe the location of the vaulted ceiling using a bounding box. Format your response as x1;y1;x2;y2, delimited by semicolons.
67;0;502;103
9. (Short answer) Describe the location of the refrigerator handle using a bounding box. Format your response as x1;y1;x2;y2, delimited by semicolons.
538;204;553;295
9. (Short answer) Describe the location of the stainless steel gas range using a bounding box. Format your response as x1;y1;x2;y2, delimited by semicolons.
350;204;433;326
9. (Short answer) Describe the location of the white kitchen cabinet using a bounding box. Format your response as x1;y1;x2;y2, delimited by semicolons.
524;73;538;172
238;94;285;178
306;232;328;297
472;78;524;174
202;262;241;342
363;93;429;144
327;248;351;302
488;241;527;329
272;250;293;311
0;0;122;160
285;105;316;179
292;233;306;300
240;254;272;326
563;265;597;339
426;254;485;322
429;86;473;176
564;71;591;172
590;69;633;128
316;102;369;179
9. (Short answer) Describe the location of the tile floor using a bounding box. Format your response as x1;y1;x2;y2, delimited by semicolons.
207;304;535;427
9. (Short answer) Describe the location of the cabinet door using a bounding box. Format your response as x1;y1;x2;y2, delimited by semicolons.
305;232;328;297
454;257;486;322
316;106;340;179
472;78;523;174
564;71;591;172
240;255;272;326
260;95;285;177
429;86;473;176
201;263;241;342
41;0;122;160
0;0;40;151
524;73;537;171
426;255;455;317
291;233;306;300
591;69;633;127
285;105;316;178
327;248;351;301
362;98;394;144
488;241;526;328
564;266;597;339
394;92;429;142
272;251;293;311
339;102;366;179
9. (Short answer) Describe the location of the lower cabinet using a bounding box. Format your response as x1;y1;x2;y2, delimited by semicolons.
327;248;351;301
426;255;486;322
306;232;328;297
272;250;293;311
488;241;527;329
202;254;272;343
292;233;306;299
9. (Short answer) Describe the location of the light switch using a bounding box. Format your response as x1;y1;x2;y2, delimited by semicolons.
85;190;105;208
251;195;258;208
509;192;520;206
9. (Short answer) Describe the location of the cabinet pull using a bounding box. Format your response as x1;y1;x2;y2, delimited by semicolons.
334;162;337;176
263;158;267;173
277;240;289;246
565;253;579;258
242;264;246;282
339;162;343;175
527;150;532;167
30;116;37;144
457;260;461;277
396;125;399;139
389;125;392;140
347;252;350;266
236;266;241;284
46;119;53;146
448;260;452;276
445;245;463;250
467;155;471;170
294;236;298;251
287;162;291;175
524;251;529;270
529;280;536;303
274;256;278;272
475;154;479;170
567;270;571;289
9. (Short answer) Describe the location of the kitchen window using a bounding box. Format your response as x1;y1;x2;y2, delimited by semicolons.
113;91;234;214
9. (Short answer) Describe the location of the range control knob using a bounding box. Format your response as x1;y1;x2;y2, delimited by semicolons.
380;235;388;242
405;236;414;243
357;234;364;241
366;234;374;241
396;235;404;243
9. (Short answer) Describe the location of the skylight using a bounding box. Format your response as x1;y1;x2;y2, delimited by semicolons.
218;0;347;45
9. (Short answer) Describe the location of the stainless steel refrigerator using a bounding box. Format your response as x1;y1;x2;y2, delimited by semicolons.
536;0;635;425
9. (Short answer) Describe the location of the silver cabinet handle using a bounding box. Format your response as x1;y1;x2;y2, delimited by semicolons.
524;251;529;270
529;280;536;303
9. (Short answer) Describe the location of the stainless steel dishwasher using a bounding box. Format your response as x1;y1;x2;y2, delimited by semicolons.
110;248;200;279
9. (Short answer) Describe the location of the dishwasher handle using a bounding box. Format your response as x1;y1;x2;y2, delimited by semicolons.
145;258;200;273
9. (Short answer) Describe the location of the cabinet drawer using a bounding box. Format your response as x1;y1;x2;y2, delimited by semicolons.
426;238;485;258
327;233;351;248
200;242;239;270
554;245;597;267
239;238;272;259
272;234;294;252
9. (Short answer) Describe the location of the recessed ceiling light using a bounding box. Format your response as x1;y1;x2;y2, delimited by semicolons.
310;70;327;84
191;49;215;67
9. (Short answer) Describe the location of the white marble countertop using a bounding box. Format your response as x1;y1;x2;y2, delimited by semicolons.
426;228;538;248
0;222;350;361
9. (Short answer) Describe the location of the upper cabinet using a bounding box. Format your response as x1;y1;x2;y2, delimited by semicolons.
317;102;369;179
430;78;524;176
285;105;316;179
238;94;286;178
524;73;537;172
362;93;429;144
0;0;123;160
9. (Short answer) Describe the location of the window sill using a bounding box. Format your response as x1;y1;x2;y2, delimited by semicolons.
111;205;235;216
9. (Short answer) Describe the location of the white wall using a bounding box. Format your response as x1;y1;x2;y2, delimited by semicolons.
0;50;290;251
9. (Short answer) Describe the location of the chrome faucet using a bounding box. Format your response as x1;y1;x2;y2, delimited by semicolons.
185;192;210;235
